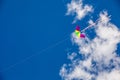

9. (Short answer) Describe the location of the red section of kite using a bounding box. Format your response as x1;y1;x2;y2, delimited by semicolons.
76;25;80;31
80;34;85;38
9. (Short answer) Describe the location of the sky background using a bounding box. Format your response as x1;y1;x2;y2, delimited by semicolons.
0;0;120;80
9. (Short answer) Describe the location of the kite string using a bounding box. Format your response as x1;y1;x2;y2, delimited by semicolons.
1;19;99;72
1;35;69;72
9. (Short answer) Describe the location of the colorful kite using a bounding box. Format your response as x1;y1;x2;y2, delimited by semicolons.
75;26;85;38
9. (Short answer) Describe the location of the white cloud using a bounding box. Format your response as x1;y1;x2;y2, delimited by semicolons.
67;52;77;60
96;69;120;80
66;0;93;23
60;11;120;80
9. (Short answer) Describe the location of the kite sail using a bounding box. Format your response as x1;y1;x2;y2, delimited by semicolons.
75;26;85;38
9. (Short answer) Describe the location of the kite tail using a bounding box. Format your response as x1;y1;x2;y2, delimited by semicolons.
81;19;99;32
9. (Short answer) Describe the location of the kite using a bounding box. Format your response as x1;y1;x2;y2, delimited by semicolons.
74;19;99;38
75;26;85;38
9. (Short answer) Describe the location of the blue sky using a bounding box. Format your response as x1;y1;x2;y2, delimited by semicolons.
0;0;120;80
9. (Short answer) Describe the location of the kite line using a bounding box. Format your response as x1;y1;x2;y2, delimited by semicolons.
1;35;69;72
1;20;98;72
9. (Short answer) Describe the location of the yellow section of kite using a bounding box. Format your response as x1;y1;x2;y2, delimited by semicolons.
75;30;81;37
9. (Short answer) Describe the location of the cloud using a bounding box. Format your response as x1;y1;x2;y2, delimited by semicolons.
60;11;120;80
66;0;93;23
96;69;120;80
